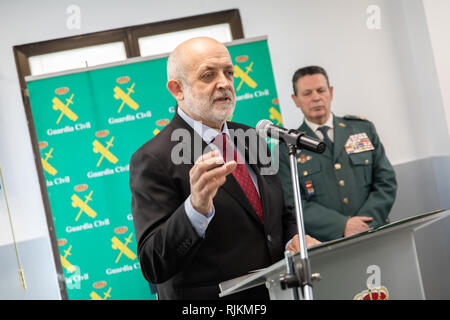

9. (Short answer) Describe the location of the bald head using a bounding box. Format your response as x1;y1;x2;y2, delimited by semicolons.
167;37;230;83
166;37;236;130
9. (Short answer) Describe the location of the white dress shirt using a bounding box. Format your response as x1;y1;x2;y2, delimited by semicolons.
304;113;334;142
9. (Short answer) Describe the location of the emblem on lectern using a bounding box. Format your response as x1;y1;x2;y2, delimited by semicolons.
353;265;389;300
354;286;389;300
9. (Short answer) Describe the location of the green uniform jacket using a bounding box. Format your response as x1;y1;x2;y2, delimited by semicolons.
278;114;397;242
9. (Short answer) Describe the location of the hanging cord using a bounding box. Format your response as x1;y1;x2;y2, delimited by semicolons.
0;166;27;290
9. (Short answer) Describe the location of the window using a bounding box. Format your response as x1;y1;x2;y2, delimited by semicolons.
28;42;127;76
138;23;233;57
14;9;243;87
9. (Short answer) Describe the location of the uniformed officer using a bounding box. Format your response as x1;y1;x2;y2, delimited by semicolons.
278;66;397;242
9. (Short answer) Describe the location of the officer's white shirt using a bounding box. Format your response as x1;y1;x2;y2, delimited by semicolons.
304;113;334;143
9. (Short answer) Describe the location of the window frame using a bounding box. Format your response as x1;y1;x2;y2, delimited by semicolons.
13;9;243;93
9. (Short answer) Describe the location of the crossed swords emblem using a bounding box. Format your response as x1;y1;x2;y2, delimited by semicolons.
51;81;139;127
52;94;78;124
60;245;76;273
90;287;112;300
41;147;57;176
111;233;137;263
92;137;118;167
234;62;257;91
113;83;139;113
71;190;97;221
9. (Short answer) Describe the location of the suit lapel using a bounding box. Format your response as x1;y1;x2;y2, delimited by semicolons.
170;115;263;224
169;113;208;165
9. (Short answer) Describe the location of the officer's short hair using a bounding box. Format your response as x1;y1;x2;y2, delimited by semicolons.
292;66;330;96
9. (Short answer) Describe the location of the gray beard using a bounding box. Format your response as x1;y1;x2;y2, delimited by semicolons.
182;88;235;125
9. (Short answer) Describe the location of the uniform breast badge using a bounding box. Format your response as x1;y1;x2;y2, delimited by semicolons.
345;133;374;154
305;181;315;196
297;154;312;164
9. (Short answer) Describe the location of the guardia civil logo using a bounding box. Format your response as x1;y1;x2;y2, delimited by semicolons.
52;88;78;124
92;134;119;167
234;55;257;91
60;244;76;273
111;232;137;263
90;286;112;300
59;243;89;290
269;99;283;126
71;188;97;221
113;76;139;113
41;146;58;176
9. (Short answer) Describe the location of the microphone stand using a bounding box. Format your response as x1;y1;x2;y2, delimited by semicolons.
279;143;314;300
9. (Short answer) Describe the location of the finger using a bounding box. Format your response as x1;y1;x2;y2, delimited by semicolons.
288;241;300;253
222;160;237;175
288;235;300;251
358;222;371;231
192;161;234;193
198;160;236;183
191;150;221;173
191;151;220;180
190;156;225;182
360;217;374;222
194;149;220;165
194;173;228;203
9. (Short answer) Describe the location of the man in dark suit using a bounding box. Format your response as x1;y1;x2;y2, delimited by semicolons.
129;37;318;300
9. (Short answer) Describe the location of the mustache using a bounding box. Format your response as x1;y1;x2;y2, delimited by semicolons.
212;90;235;101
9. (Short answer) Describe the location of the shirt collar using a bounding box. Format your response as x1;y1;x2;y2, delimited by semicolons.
177;106;229;144
304;113;334;133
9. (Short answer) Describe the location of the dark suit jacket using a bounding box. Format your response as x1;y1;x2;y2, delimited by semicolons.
129;112;297;300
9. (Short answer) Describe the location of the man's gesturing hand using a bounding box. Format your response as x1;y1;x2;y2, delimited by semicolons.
190;150;237;215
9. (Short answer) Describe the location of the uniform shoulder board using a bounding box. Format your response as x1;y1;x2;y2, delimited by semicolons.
343;115;368;121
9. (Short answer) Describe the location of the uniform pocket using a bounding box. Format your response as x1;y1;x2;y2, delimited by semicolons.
349;152;373;185
297;160;325;198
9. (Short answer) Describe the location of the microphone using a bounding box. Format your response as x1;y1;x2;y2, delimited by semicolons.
256;119;326;153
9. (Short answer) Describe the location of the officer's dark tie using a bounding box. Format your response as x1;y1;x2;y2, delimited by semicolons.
317;126;333;149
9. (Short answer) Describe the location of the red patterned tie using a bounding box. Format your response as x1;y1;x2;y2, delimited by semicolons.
213;133;264;223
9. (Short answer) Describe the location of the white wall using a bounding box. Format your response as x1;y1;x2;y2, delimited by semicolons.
423;0;450;136
0;0;448;296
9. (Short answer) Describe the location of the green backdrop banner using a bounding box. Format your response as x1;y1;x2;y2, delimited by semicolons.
26;37;284;300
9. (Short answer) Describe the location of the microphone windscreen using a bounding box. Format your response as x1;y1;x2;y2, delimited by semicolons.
256;119;273;138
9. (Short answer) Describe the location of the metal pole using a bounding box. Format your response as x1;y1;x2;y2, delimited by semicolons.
0;166;27;290
284;251;300;300
287;145;313;300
